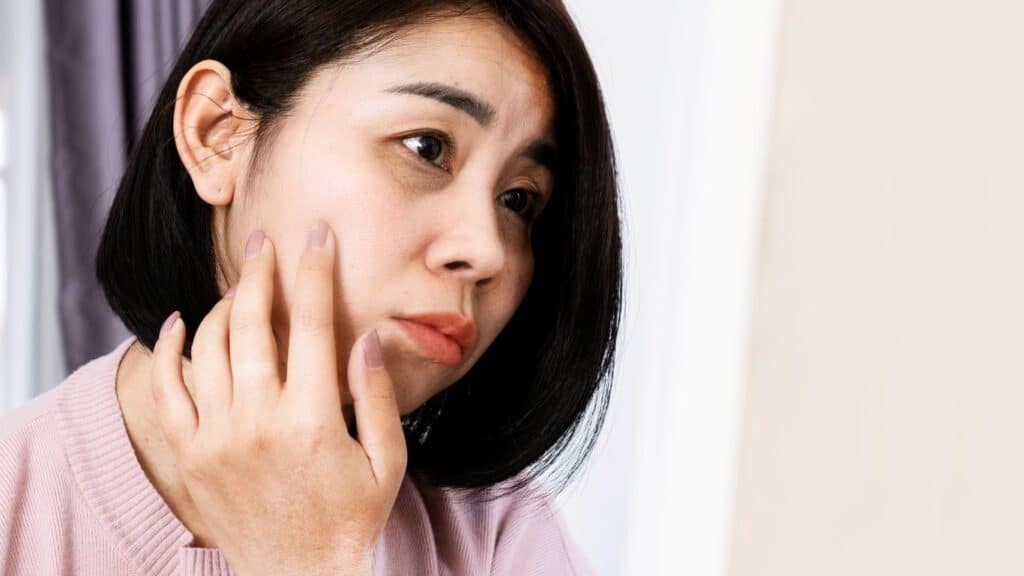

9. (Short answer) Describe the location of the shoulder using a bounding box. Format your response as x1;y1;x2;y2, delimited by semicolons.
0;385;63;444
0;382;77;549
0;337;133;505
0;338;118;459
487;476;595;576
0;356;96;483
0;339;137;565
0;385;66;470
409;472;596;575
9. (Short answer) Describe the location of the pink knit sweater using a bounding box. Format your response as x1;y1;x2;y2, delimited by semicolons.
0;336;595;575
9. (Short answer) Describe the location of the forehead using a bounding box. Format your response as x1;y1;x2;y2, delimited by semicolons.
312;13;556;139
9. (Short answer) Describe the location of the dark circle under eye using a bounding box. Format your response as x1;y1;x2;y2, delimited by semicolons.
403;134;444;165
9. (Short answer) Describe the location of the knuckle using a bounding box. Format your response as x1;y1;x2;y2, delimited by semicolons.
230;312;266;336
289;417;333;453
191;309;228;354
357;385;397;407
291;305;332;333
253;428;272;455
295;418;327;440
239;420;272;454
367;389;397;403
233;360;279;386
180;451;210;481
192;434;232;467
208;442;234;468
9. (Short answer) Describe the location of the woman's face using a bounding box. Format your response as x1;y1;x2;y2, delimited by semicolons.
182;14;556;417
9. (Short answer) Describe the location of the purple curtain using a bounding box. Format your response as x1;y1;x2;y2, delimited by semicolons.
45;0;210;374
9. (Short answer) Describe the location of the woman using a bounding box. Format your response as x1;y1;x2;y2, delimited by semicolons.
0;0;621;574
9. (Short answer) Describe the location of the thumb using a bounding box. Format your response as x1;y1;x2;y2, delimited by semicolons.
348;329;408;487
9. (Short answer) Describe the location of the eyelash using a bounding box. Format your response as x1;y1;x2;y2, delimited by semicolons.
400;131;545;225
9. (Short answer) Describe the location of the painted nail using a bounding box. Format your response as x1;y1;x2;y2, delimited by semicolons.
160;310;181;336
245;230;265;259
307;220;328;250
363;329;384;368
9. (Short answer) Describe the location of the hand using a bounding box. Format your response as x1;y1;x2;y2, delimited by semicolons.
149;222;407;576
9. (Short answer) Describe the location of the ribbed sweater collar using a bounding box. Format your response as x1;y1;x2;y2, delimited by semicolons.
55;336;234;576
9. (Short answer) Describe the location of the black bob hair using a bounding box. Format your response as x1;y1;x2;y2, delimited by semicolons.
96;0;622;503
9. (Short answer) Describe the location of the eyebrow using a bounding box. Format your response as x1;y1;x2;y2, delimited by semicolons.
383;81;558;175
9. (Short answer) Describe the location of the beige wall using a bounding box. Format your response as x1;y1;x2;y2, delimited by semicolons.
729;1;1024;574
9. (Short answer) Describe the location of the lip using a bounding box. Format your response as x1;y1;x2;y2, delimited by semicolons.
393;312;476;366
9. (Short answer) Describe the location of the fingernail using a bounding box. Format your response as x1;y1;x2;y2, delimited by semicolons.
245;230;265;259
224;285;237;298
160;310;181;336
307;220;328;250
363;329;383;368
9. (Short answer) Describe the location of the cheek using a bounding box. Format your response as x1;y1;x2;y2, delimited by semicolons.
511;248;535;304
260;148;407;333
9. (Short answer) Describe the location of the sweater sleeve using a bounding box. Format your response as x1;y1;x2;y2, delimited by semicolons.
490;485;598;576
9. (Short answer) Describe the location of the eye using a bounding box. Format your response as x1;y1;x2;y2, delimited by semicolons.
500;188;545;224
401;131;454;172
400;131;545;225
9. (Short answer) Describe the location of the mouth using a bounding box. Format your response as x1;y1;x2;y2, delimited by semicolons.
394;318;466;366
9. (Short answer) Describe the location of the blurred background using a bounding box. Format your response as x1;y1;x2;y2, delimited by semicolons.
6;0;1022;575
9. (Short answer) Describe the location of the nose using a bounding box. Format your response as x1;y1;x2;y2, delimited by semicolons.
425;193;507;288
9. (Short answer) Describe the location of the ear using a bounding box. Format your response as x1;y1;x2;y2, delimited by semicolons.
172;59;252;207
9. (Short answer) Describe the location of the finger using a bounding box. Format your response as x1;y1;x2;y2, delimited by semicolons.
230;230;282;411
284;221;341;421
190;289;236;424
150;310;197;453
349;329;407;486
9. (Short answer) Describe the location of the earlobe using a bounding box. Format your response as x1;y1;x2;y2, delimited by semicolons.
173;59;249;207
